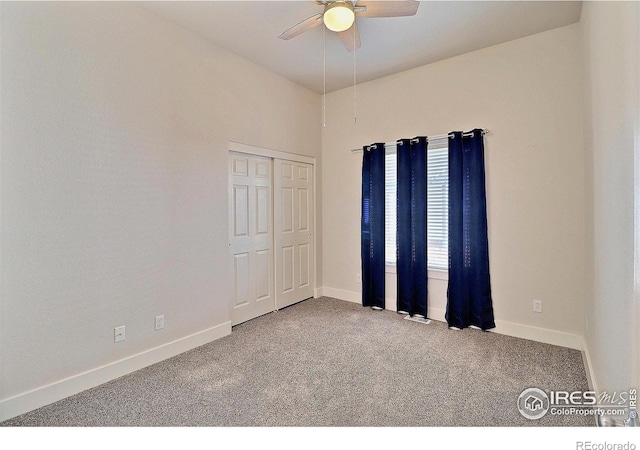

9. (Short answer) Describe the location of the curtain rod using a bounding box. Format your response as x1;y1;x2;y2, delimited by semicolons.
350;129;489;153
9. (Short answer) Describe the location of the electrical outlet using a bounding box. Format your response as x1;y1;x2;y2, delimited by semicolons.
533;300;543;313
114;325;125;343
155;315;165;331
356;274;362;283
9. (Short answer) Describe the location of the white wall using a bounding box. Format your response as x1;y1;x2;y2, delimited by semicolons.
322;24;586;347
0;2;321;420
581;1;640;393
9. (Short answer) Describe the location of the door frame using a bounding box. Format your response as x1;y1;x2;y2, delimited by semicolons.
227;141;319;305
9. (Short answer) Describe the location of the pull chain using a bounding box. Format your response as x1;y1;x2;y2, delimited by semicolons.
353;26;357;124
323;25;326;128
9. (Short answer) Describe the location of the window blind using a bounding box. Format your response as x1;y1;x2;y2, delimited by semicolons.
384;147;397;265
426;144;448;271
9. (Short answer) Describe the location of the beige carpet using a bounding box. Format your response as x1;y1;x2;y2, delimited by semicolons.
1;297;593;426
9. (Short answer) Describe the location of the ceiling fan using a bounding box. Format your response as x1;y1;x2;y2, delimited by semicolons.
278;1;420;52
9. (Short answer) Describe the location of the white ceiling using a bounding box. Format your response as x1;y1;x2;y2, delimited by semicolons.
137;1;583;94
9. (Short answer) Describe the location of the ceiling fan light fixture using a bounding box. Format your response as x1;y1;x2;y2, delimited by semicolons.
324;2;355;32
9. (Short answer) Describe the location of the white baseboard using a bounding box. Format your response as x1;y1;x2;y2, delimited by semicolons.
490;317;583;350
322;287;583;350
322;286;361;304
0;321;231;423
581;338;601;426
581;338;599;392
314;287;324;298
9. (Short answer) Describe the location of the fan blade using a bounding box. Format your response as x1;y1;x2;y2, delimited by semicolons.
338;21;361;52
278;13;324;40
356;1;419;18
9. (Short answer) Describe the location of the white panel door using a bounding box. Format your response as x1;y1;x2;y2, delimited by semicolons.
229;152;274;325
274;159;314;309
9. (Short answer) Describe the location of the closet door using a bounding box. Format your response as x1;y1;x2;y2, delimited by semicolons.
229;152;274;325
274;159;314;309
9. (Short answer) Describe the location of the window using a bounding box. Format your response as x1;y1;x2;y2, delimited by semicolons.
384;147;397;265
385;141;449;271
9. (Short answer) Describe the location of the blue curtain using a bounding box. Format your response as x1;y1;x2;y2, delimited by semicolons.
446;130;495;330
361;143;385;309
396;137;428;317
